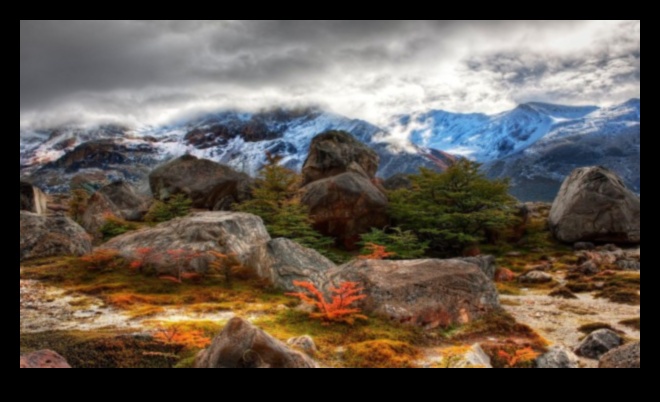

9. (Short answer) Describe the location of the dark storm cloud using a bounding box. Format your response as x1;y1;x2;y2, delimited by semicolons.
20;20;640;129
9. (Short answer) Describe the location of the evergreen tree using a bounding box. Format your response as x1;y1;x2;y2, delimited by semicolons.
236;154;333;252
145;193;192;223
390;160;516;255
359;228;429;260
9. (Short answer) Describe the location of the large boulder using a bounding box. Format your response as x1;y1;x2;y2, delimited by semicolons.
81;181;148;235
20;350;71;369
599;342;640;369
301;172;388;248
549;167;640;244
194;317;319;368
20;182;47;215
330;259;501;329
247;238;335;292
149;155;252;211
302;131;379;185
101;212;271;273
20;212;92;262
574;329;623;359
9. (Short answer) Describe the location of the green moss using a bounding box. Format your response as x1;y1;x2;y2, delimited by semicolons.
20;330;179;368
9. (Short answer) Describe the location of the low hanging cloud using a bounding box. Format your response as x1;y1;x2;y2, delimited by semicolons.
20;20;640;130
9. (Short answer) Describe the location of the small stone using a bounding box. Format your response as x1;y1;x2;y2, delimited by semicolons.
537;347;579;369
287;336;318;356
575;329;623;359
518;271;553;284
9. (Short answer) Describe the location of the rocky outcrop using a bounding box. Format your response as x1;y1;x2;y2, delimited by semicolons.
194;318;319;368
574;329;623;359
247;238;335;292
20;182;47;215
536;347;579;369
301;172;388;248
20;212;92;262
330;259;500;329
302;131;379;185
20;350;71;369
149;155;252;211
599;342;640;369
101;212;270;273
549;167;640;244
81;181;148;234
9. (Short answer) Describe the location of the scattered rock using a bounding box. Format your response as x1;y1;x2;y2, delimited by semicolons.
536;346;579;369
301;172;388;249
194;317;319;368
330;258;501;329
302;131;379;185
530;264;553;272
574;242;596;251
20;212;92;262
574;329;623;359
102;212;271;274
20;350;71;369
599;342;640;369
518;271;553;284
246;238;335;292
149;155;252;211
549;166;640;244
577;261;600;276
616;260;641;271
20;182;47;215
441;344;492;369
495;268;516;283
287;336;318;356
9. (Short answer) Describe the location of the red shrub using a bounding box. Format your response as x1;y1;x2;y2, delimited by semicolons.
287;281;367;325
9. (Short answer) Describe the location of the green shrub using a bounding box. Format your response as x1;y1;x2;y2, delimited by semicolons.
99;215;139;241
359;228;429;260
390;160;517;256
145;194;192;223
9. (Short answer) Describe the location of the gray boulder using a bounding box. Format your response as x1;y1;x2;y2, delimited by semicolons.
599;342;640;368
549;167;640;244
149;155;252;211
247;238;335;292
302;131;379;185
20;182;47;215
301;172;388;249
20;212;92;262
330;259;500;329
575;329;623;359
536;347;580;369
194;318;319;368
102;212;271;273
461;255;497;280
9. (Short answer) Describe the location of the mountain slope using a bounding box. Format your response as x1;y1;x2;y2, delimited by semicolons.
400;99;640;201
20;109;453;193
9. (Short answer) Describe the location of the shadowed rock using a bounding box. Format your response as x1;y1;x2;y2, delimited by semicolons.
575;329;623;359
82;181;148;234
549;167;640;244
302;131;379;185
195;318;319;368
149;155;252;211
599;342;640;368
20;182;47;215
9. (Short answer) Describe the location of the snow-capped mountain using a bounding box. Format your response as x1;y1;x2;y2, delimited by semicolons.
20;100;639;201
20;109;453;193
399;99;640;200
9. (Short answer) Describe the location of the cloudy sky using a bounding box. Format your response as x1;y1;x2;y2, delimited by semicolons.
20;20;640;129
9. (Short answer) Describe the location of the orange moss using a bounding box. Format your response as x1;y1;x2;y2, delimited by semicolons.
344;340;421;368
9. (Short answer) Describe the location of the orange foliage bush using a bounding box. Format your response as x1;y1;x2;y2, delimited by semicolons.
153;325;211;350
359;243;396;260
80;249;122;271
287;281;367;325
129;247;156;273
497;347;539;368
